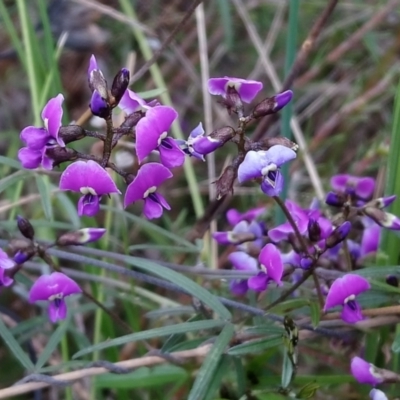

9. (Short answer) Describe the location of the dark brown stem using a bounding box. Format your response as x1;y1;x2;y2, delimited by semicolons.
101;117;114;167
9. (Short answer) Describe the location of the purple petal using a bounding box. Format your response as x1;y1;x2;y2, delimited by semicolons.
281;250;301;268
119;89;147;114
265;145;297;167
274;90;293;111
261;171;284;196
361;224;380;257
237;151;264;182
20;127;50;150
324;274;370;311
0;249;15;270
189;122;204;139
90;90;109;117
341;300;365;324
159;138;185;168
258;243;283;283
191;136;224;155
356;177;375;200
41;94;64;147
143;197;163;219
230;280;249;296
48;299;68;323
0;268;14;287
78;194;101;217
351;357;384;385
248;272;269;292
59;160;120;195
135;106;178;163
124;163;172;207
212;232;231;245
228;251;258;272
208;77;263;103
88;54;98;77
29;272;81;303
18;148;42;169
330;175;349;192
369;389;388;400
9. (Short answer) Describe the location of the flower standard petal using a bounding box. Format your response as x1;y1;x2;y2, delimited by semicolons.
59;160;90;192
124;163;173;207
258;243;283;284
324;274;370;311
119;89;147;114
237;151;265;182
135;106;178;163
208;77;263;103
265;145;297;167
351;357;384;386
41;94;64;147
330;175;349;193
85;161;120;195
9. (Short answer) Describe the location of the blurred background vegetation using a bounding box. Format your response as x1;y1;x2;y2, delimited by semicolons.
0;0;399;399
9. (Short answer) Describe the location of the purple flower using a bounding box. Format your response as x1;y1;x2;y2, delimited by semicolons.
208;77;263;103
135;106;185;168
18;94;65;170
238;146;297;196
331;175;375;201
248;243;283;292
124;162;172;219
119;89;149;114
87;55;108;99
29;272;82;323
350;356;384;386
0;249;15;287
59;160;120;217
57;228;106;246
228;251;258;295
268;201;309;242
226;206;265;226
324;274;370;324
360;219;381;257
177;123;206;161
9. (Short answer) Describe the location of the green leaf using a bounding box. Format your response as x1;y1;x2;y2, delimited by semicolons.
232;357;246;397
268;298;310;313
94;365;188;389
0;155;24;170
203;355;231;400
35;175;53;220
0;314;34;370
281;348;294;389
244;324;285;336
0;171;28;194
73;320;226;359
228;336;282;356
125;256;231;320
35;317;70;370
187;324;234;400
309;301;320;328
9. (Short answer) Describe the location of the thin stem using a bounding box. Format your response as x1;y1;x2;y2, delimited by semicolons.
101;117;114;167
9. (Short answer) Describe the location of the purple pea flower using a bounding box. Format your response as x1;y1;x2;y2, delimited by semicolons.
331;174;375;201
18;94;65;170
369;389;388;400
228;251;258;296
119;88;151;114
238;145;297;196
360;219;381;258
350;356;384;386
324;274;370;324
248;243;283;292
0;249;15;287
268;201;309;242
208;77;263;103
226;206;265;226
57;228;106;246
29;272;82;323
176;123;206;161
135;106;185;168
59;160;121;217
124;162;172;219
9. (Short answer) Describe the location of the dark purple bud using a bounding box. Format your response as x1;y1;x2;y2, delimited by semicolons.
363;207;400;230
120;111;144;130
251;90;293;118
215;166;237;200
308;218;321;242
16;215;35;240
90;90;111;119
300;256;313;270
325;221;352;248
252;137;299;152
57;228;106;246
225;86;243;116
88;66;108;100
209;126;236;143
325;192;346;207
58;125;86;145
386;275;398;287
13;250;34;264
111;68;130;105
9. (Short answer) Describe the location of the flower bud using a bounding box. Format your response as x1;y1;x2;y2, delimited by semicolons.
325;191;346;207
13;249;35;264
215;166;237;200
363;207;400;230
325;221;351;248
56;228;106;246
120;111;145;129
192;126;235;156
364;195;396;210
308;218;321;242
59;125;86;144
16;215;35;240
252;137;299;152
251;90;293;118
88;58;108;100
300;256;313;270
90;90;111;119
111;68;130;105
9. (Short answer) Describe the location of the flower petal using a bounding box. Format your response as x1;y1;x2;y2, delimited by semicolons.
119;89;147;114
265;145;297;166
341;300;365;324
143;197;164;219
48;299;67;323
41;94;64;146
78;194;101;217
228;251;258;272
258;243;283;284
248;272;269;292
351;357;384;386
20;127;50;150
237;151;265;182
18;148;42;169
230;280;249;296
159;138;185;168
